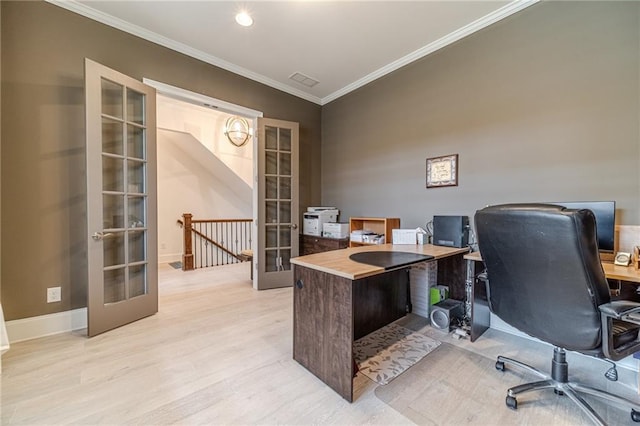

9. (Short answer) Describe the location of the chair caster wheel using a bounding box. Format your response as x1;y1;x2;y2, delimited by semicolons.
496;361;505;371
631;409;640;422
506;395;517;410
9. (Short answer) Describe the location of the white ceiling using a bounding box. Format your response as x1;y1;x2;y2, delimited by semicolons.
49;0;537;105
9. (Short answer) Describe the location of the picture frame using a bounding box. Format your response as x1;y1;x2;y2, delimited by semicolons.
426;154;458;188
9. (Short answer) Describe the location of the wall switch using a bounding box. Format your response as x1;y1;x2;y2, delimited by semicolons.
47;286;61;303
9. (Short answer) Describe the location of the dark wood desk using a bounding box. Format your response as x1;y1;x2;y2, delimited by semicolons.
464;251;491;343
464;251;640;343
291;243;469;402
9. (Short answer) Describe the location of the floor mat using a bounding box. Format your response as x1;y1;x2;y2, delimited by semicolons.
374;342;631;425
353;323;440;385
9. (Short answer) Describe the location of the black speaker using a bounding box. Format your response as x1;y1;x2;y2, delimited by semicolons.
430;299;464;330
433;215;469;248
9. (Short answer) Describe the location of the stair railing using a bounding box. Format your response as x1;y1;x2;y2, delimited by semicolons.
178;213;252;271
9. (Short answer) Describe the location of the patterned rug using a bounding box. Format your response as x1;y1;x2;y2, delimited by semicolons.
353;323;441;385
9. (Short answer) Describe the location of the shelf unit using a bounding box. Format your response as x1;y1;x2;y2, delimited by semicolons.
349;217;400;247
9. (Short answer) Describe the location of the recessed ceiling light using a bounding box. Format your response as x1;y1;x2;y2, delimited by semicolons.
235;11;253;27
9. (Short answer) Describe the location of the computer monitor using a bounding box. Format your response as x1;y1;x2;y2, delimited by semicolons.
550;201;616;253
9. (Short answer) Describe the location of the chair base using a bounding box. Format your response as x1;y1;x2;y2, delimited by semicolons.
496;347;640;426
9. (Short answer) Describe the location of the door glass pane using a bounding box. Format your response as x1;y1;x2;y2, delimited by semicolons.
128;196;145;228
127;125;145;160
279;201;291;224
103;156;124;192
279;177;291;200
281;249;291;271
279;128;291;151
265;126;277;150
129;264;147;298
128;230;146;263
104;232;125;267
266;201;277;223
265;151;277;175
102;118;123;155
126;88;145;125
101;79;123;119
265;250;278;272
279;153;291;176
279;226;291;247
266;226;277;248
103;194;124;229
104;268;126;304
127;160;145;194
265;176;277;199
260;120;297;288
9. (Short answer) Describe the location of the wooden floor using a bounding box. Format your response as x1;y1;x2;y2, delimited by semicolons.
1;262;639;425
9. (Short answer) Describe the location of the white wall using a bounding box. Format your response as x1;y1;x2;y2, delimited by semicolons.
156;95;253;263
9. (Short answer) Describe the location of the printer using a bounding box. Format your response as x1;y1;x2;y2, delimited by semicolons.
303;207;339;236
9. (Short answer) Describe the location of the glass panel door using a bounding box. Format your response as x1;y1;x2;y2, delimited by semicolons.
85;59;157;336
256;118;299;290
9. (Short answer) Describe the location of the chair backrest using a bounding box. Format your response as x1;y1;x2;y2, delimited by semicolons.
475;203;611;351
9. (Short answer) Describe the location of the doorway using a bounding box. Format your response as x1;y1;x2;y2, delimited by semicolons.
144;80;301;291
154;94;255;268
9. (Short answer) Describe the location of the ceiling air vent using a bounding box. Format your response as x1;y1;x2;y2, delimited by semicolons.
289;72;319;88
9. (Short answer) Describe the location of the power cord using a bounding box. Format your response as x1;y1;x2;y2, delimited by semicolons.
425;220;433;243
467;225;478;251
604;360;618;381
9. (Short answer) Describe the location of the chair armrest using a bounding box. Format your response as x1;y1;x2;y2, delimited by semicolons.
599;301;640;319
600;301;640;360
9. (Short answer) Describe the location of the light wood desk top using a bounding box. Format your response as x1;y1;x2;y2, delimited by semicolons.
291;243;469;280
601;262;640;283
463;251;640;284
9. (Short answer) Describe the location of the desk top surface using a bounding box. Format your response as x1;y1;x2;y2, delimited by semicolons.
601;262;640;283
464;251;640;284
291;243;469;280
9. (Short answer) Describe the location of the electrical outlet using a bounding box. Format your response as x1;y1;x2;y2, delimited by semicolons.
47;286;61;303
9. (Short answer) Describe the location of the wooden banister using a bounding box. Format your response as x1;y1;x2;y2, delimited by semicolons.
182;213;194;271
179;214;253;271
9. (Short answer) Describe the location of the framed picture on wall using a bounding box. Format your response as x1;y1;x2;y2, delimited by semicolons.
426;154;458;188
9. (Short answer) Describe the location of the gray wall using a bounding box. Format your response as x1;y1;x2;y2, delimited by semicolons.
322;2;640;233
1;1;321;320
2;0;639;322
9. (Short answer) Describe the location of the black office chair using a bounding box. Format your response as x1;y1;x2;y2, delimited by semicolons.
475;203;640;425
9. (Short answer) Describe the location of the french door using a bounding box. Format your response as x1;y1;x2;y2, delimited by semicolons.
85;59;158;336
256;118;299;290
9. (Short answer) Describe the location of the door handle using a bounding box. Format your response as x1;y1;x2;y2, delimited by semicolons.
91;232;114;240
290;224;298;230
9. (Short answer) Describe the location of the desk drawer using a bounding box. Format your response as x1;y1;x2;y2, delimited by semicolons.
300;234;349;255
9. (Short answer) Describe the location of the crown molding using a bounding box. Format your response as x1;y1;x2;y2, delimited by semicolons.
48;0;536;107
321;0;539;105
45;0;323;105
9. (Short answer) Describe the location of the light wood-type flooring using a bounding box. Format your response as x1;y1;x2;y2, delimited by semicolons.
2;262;639;425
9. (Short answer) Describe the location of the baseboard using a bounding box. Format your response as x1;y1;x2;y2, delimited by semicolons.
5;308;87;343
159;253;181;264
